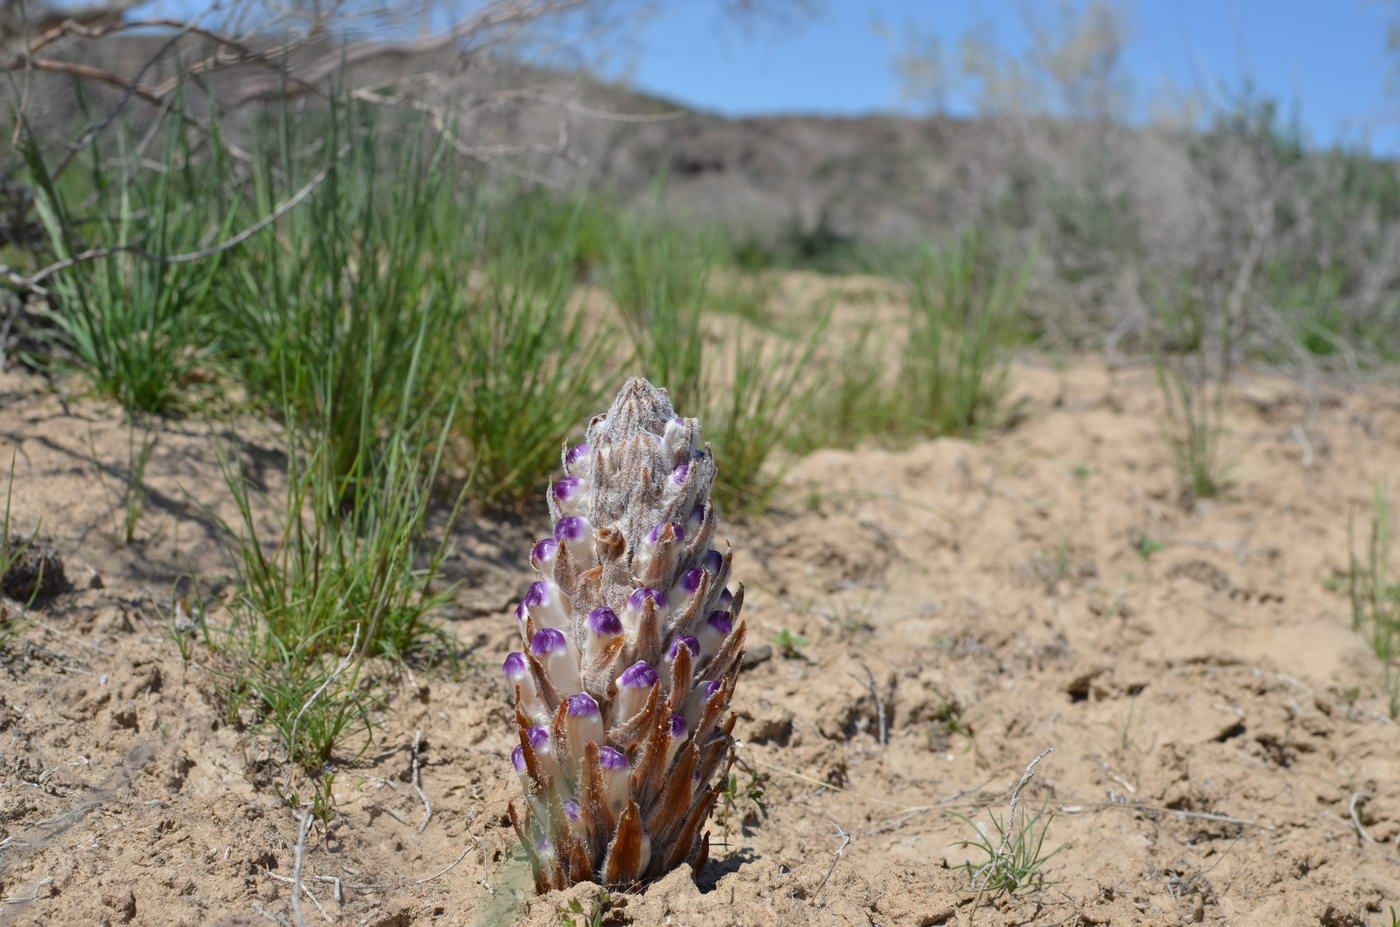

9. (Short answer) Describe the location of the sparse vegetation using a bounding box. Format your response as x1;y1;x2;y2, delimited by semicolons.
716;761;770;845
558;889;612;927
203;396;464;812
4;3;1400;918
772;628;810;660
1153;283;1233;502
949;798;1065;898
1345;486;1400;717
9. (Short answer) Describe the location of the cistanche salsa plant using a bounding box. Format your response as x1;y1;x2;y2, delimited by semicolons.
504;378;747;891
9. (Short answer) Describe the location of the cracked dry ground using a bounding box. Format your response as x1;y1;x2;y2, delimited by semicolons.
1;356;1399;927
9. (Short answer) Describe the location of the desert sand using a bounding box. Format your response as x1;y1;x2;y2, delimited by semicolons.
1;349;1398;926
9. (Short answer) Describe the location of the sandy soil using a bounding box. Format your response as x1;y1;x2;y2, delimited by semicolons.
2;348;1399;927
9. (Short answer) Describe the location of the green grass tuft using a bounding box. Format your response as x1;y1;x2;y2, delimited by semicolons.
949;799;1065;898
1345;486;1400;717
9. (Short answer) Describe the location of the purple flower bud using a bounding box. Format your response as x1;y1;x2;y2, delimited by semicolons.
565;693;604;748
555;516;587;542
564;799;581;822
613;660;658;724
647;521;684;545
684;679;724;732
598;746;630;813
688;504;705;526
670;463;689;486
665;713;689;767
565;443;591;467
697;610;732;659
537;836;556;858
525;724;561;779
583;606;623;666
627;587;668;611
554;515;595;563
668;568;705;611
530;627;567;656
567;692;600;717
588;607;623;636
511;744;526;774
516;580;570;633
530;627;580;694
619;661;658;688
621;586;667;639
598;746;629;770
667;636;700;663
702;549;724;573
553;476;583;505
719;587;733;607
531;537;558;569
503;651;528;680
503;652;546;720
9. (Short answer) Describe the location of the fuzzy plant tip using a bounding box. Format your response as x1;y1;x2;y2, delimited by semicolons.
505;377;745;893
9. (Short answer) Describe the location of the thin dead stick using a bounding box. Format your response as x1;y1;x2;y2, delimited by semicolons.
251;900;293;927
1349;792;1373;843
412;841;477;884
3;876;53;903
313;876;342;905
290;808;313;927
850;660;886;746
411;729;432;833
28;615;110;655
811;819;850;904
282;624;360;794
1061;800;1273;830
265;871;330;923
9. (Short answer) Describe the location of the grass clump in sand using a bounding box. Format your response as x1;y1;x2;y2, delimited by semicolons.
948;748;1064;900
1153;283;1233;502
202;366;464;816
1346;486;1400;717
792;228;1030;454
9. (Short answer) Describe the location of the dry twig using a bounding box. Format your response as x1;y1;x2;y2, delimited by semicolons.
810;819;851;904
411;728;432;833
290;808;314;927
412;841;477;884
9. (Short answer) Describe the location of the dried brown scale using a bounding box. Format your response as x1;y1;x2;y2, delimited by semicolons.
506;377;746;891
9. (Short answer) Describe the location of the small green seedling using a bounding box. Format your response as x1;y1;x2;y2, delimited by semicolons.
772;628;809;660
1136;536;1165;561
558;888;611;927
715;762;769;844
1344;486;1400;717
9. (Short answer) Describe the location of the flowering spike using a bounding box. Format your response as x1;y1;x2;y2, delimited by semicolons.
505;378;745;891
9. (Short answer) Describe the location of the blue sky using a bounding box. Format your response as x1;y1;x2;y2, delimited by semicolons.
618;1;1400;154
